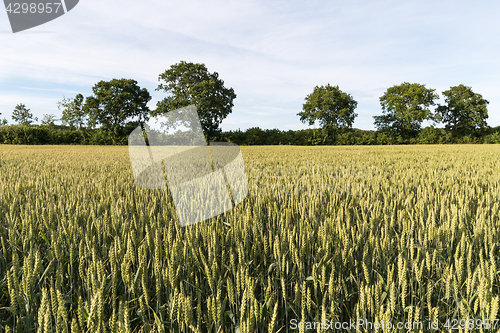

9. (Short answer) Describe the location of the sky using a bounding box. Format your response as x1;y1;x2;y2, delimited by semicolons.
1;0;500;131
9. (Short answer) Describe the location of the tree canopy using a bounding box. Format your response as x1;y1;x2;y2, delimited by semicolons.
12;103;36;125
374;82;439;137
84;79;151;129
59;93;87;129
298;84;358;130
41;114;57;127
154;61;236;137
436;84;489;134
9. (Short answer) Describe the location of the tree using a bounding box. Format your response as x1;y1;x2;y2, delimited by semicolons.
436;84;489;134
84;79;151;129
41;114;57;127
374;82;439;137
298;84;358;130
0;112;6;126
154;61;237;137
12;103;37;125
58;94;86;129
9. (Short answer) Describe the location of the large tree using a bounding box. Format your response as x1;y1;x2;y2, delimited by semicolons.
374;82;439;137
436;84;489;134
12;103;37;125
84;79;151;129
58;93;87;129
154;61;236;137
298;84;358;130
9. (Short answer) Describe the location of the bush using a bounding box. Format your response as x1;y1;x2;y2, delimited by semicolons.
417;126;440;144
0;124;498;146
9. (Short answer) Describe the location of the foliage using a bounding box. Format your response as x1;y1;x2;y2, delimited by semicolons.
40;114;57;127
0;125;49;144
84;79;151;129
58;94;87;129
0;123;499;146
154;61;236;137
374;82;439;138
416;126;442;144
0;123;139;145
298;84;358;130
2;145;500;331
12;103;37;126
436;84;489;135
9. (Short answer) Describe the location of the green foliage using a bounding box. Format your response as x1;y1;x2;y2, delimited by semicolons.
0;123;498;146
84;79;151;129
12;103;37;126
0;123;140;145
40;114;57;127
436;84;489;135
0;125;48;144
154;61;236;137
298;84;358;130
416;126;441;144
58;94;87;129
374;82;439;138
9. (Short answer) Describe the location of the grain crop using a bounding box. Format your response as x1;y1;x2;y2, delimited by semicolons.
1;144;500;332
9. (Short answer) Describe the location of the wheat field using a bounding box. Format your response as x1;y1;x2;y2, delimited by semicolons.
1;144;500;332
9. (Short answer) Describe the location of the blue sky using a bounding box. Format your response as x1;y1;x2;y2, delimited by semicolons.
1;0;499;131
